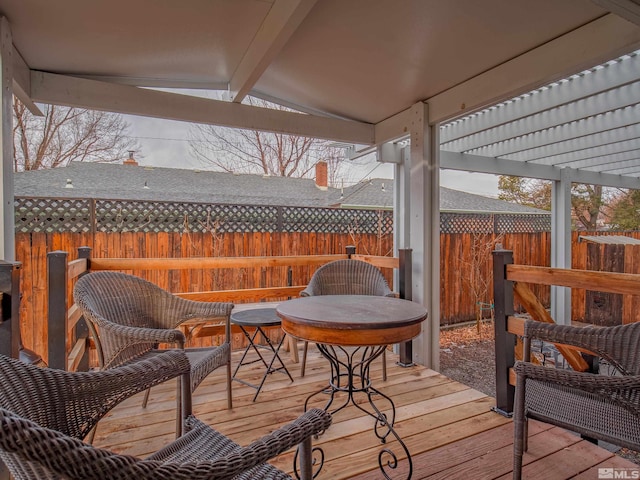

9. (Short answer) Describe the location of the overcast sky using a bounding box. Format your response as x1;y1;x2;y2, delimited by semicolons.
125;114;500;198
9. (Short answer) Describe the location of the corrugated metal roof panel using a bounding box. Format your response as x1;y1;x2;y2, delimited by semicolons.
578;235;640;245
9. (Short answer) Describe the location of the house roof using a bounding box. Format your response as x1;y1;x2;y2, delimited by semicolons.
14;162;339;208
341;177;546;214
15;162;547;215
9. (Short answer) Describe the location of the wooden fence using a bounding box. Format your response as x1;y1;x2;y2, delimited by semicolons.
15;228;640;361
18;231;393;360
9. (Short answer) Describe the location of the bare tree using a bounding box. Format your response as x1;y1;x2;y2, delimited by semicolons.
461;229;503;333
13;98;139;172
188;98;349;185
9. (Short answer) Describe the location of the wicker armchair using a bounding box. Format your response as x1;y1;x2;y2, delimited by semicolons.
0;352;332;480
300;259;394;379
73;271;234;434
513;320;640;479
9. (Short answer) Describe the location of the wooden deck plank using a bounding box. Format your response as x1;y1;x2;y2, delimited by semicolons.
349;421;555;480
571;455;640;479
423;426;586;480
495;439;617;480
93;348;637;479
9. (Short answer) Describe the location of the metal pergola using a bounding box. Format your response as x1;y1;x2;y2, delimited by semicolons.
438;48;640;324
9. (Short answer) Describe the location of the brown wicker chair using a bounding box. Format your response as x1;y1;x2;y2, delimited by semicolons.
73;271;234;434
513;320;640;479
0;352;332;480
299;259;394;379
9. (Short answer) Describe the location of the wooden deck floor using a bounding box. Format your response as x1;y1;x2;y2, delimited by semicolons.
94;346;638;479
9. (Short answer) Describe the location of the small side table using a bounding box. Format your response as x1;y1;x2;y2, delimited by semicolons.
231;307;294;401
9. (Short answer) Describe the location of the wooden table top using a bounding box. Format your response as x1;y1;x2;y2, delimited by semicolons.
276;295;428;346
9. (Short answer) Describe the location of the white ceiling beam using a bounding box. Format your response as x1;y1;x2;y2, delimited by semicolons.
251;89;352;119
11;46;42;116
440;51;640;143
441;150;640;189
30;71;374;144
427;14;640;126
441;150;561;180
228;0;317;103
374;106;416;145
591;0;640;27
74;75;229;91
442;81;640;152
468;104;640;158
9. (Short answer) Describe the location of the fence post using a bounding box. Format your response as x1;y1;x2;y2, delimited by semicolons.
47;251;69;370
492;245;515;416
398;248;413;366
0;261;21;359
74;247;92;371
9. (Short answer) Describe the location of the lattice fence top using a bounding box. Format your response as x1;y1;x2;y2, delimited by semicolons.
15;197;394;235
15;197;549;234
440;212;550;234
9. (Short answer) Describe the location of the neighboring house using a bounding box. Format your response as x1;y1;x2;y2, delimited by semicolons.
15;160;547;216
339;176;548;215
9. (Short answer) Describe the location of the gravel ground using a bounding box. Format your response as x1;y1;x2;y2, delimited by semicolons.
438;321;640;466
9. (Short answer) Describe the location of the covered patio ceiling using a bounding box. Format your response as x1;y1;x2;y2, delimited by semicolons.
1;1;639;147
3;0;640;187
2;0;640;368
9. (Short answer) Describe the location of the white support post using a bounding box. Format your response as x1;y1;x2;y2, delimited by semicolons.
551;168;572;324
393;146;411;268
405;102;440;369
0;18;14;261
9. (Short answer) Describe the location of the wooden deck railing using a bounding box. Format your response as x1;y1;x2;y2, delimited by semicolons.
0;262;21;361
492;246;640;415
47;247;413;371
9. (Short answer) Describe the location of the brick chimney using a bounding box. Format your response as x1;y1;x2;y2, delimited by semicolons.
315;161;328;190
123;151;138;166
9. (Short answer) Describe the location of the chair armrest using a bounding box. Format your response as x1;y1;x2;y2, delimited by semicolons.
523;320;595;347
523;320;640;375
100;322;186;346
515;361;640;414
161;297;233;330
1;351;190;441
151;409;332;479
299;288;313;297
236;407;331;460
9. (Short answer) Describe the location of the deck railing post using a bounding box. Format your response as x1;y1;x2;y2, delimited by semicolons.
0;261;21;359
75;247;92;371
398;248;413;366
492;245;515;416
345;245;356;257
47;251;69;370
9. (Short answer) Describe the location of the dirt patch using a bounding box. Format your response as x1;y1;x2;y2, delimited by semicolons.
439;321;496;397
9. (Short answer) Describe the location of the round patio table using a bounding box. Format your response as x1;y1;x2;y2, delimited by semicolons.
277;295;427;480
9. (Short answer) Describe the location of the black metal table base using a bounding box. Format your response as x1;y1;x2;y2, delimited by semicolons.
233;326;293;401
304;344;412;480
